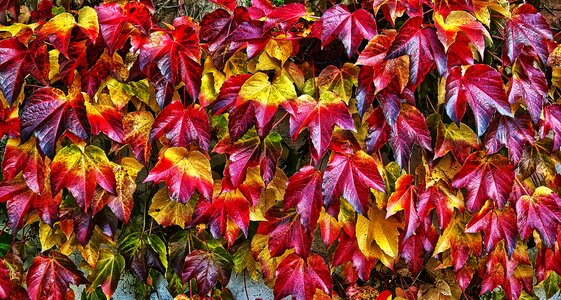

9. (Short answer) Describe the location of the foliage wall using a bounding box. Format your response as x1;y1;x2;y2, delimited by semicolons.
0;0;561;299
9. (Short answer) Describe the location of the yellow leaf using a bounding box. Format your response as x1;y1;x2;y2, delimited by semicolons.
149;188;194;228
200;58;226;106
317;63;359;104
357;206;401;261
224;51;249;78
77;6;99;41
239;72;297;107
39;221;66;251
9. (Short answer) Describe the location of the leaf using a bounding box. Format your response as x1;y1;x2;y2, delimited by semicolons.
88;249;125;299
388;104;432;169
356;206;401;265
386;16;446;86
283;92;355;162
465;200;517;255
26;252;88;300
0;259;12;299
485;113;534;164
318;4;377;58
519;139;561;186
323;150;385;215
263;3;308;33
258;212;312;258
1;138;46;194
503;4;553;64
508;53;548;123
444;64;512;136
145;147;213;203
95;2;150;54
233;241;260;281
452;151;514;212
21;86;90;158
210;73;251;115
386;174;420;240
0;37;48;105
432;213;482;271
283;165;323;230
434;10;490;57
273;253;332;300
182;249;232;296
517;186;561;248
332;229;375;281
239;72;296;129
540;104;561;152
77;6;99;41
316;63;360;104
150;101;210;150
50;144;116;212
149;188;194;228
123;111;154;164
85;99;124;143
433;0;475;17
434;121;480;163
37;12;76;57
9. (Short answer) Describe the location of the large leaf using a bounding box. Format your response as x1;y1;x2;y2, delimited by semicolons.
273;253;332;300
485;113;534;164
516;186;561;248
465;200;517;255
1;138;46;194
434;10;490;57
356;206;401;268
434;121;480;163
88;249;125;298
508;53;548;123
182;249;232;296
283;166;323;230
149;188;194;228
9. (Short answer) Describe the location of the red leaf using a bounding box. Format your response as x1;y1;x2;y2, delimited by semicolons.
333;230;375;281
433;0;474;17
259;213;312;257
485;113;534;164
508;54;548;123
21;87;90;158
150;101;210;150
1;138;46;194
386;174;420;240
322;150;385;215
503;4;553;64
96;2;151;53
283;92;355;162
540;104;561;151
263;3;307;33
209;0;236;12
182;249;232;296
386;17;445;86
210;73;251;115
85;100;124;144
365;107;390;153
58;40;88;87
318;4;377;58
26;252;87;300
388;104;431;168
0;38;49;105
465;201;518;255
445;64;512;136
274;253;332;300
283;166;323;230
452;151;514;212
0;103;19;138
0;259;12;299
516;186;561;248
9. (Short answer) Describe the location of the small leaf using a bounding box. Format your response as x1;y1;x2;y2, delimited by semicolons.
182;249;232;296
273;253;332;300
149;188;194;228
88;249;125;298
517;186;561;248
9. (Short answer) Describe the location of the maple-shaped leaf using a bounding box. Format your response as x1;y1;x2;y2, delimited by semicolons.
274;253;332;300
182;248;232;296
434;11;490;58
316;63;360;104
1;138;46;194
239;72;296;130
150;101;210;150
540;104;561;151
139;18;202;101
485;113;534;164
508;53;548;123
517;186;561;248
433;213;482;271
145;147;213;203
356;206;402;268
283;166;323;230
37;12;76;57
123;111;154;164
0;259;12;299
85;100;124;143
386;174;420;240
445;64;512;136
214;130;282;187
332;229;376;282
519;138;561;187
26;252;88;300
193;182;251;247
258;212;312;257
96;2;151;54
88;249;125;299
481;242;533;300
149;187;194;228
50;144;116;212
210;73;252;115
317;4;377;57
0;37;49;105
503;4;553;64
119;233;167;281
356;30;410;95
21;86;90;158
452;151;514;212
283;92;355;162
434;121;480;163
465;200;517;255
386;16;446;86
323;150;385;215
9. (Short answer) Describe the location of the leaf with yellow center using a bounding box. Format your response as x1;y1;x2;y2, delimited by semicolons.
434;11;491;57
256;38;294;71
356;206;402;267
317;63;359;104
149;188;194;228
200;58;226;106
77;7;99;41
38;12;76;56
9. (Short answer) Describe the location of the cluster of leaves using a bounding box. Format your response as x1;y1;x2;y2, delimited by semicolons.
0;0;561;299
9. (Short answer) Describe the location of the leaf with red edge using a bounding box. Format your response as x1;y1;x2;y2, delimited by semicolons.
258;212;312;257
274;254;332;300
209;0;236;12
227;100;257;141
0;259;12;299
50;144;116;212
503;4;553;64
322;150;385;215
283;92;355;162
434;121;480;163
445;64;512;136
37;12;76;57
26;252;88;300
365;107;390;153
452;151;514;212
85;100;124;144
481;242;533;300
386;16;446;86
145;147;213;203
508;53;549;123
388;104;432;169
0;38;49;105
150;101;210;150
96;2;150;54
283;165;323;230
386;174;420;240
540;104;561;151
485;113;534;164
263;3;308;33
0;103;19;138
123;111;153;164
433;213;482;271
182;248;232;296
517;186;561;248
21;86;90;158
318;4;377;58
2;138;46;194
434;10;490;57
332;230;375;282
465;200;517;255
230;19;271;59
140;18;202;101
433;0;475;17
58;40;88;87
210;73;251;115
